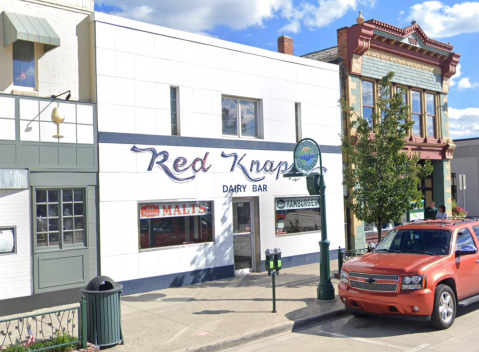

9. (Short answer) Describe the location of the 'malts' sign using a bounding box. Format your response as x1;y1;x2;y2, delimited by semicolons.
131;145;327;183
140;202;208;219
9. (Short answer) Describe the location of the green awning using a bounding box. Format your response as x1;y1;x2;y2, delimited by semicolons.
3;11;60;50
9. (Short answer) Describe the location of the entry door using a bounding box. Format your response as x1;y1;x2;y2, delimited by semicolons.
233;200;255;271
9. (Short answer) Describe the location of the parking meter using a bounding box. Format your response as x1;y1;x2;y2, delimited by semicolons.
265;249;274;275
273;248;282;272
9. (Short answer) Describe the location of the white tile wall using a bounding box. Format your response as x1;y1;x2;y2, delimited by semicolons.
96;18;344;283
0;190;32;300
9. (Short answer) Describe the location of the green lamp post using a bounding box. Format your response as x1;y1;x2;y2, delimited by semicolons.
283;138;335;301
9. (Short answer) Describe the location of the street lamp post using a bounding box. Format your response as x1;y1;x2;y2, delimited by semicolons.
283;138;335;301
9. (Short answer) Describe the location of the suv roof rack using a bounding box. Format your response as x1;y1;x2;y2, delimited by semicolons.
406;218;479;227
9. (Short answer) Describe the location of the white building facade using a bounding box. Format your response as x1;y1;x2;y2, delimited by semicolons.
93;13;345;294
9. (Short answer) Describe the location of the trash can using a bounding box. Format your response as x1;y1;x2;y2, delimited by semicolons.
81;276;123;347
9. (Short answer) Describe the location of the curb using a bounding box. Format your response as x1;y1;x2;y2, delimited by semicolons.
190;308;347;352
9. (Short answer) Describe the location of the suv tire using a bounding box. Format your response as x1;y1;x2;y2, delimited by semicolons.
431;284;456;329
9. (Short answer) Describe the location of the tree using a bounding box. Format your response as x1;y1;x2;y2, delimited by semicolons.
341;72;433;242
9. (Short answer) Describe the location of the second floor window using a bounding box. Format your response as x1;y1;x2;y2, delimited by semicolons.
170;87;179;135
222;97;260;138
295;103;302;142
412;91;422;136
13;40;35;88
426;93;436;138
362;81;374;127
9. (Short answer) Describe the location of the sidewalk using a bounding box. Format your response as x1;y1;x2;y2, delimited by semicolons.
114;261;344;352
1;261;345;352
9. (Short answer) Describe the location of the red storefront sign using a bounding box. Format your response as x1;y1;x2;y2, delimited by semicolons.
140;202;208;219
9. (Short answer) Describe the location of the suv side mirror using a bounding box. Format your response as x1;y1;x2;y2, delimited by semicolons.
455;245;478;256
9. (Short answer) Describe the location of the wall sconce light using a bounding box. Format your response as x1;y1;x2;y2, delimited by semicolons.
51;107;65;138
51;90;71;101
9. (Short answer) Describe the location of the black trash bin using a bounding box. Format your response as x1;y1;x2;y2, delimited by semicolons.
81;276;123;347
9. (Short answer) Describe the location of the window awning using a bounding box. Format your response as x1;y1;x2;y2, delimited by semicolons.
3;11;60;50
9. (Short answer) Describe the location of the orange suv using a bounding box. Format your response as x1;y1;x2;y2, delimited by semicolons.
339;219;479;329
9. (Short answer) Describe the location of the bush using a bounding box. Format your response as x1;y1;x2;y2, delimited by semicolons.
452;200;468;218
4;333;78;352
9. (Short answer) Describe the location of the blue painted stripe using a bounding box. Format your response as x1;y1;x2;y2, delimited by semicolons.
260;249;338;272
120;265;235;296
119;250;340;296
98;132;342;154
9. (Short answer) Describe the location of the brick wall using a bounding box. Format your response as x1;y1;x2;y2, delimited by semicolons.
0;190;32;300
337;28;348;72
0;0;93;101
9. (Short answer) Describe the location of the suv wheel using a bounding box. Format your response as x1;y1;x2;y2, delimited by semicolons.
431;284;456;329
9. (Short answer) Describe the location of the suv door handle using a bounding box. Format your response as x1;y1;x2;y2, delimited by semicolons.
476;259;479;263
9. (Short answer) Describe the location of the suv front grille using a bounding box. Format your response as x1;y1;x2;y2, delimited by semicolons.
349;272;400;281
350;280;398;292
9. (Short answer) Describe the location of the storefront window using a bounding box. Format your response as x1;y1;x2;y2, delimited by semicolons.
275;197;320;235
139;201;214;249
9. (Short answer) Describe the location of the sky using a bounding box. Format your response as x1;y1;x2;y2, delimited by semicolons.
94;0;479;140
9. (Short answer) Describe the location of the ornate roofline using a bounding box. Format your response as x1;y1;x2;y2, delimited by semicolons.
367;19;454;53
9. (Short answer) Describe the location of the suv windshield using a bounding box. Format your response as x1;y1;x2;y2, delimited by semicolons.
375;229;452;255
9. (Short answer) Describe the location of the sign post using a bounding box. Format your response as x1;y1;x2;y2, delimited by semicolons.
459;174;466;210
283;138;335;301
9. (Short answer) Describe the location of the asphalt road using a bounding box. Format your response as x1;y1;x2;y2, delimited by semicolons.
225;302;479;352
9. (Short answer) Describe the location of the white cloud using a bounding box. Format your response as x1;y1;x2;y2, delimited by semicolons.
96;0;374;35
98;0;291;34
449;107;479;139
449;64;478;90
280;0;375;34
406;1;479;38
458;78;479;90
449;64;461;87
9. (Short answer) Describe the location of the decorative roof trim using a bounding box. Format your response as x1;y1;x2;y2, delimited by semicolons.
366;19;453;53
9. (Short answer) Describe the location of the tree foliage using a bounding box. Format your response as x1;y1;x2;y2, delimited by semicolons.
341;72;433;242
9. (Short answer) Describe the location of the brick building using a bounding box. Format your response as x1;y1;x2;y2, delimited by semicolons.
303;13;460;248
0;0;97;314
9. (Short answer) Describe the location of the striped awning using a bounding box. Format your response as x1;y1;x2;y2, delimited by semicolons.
3;11;60;50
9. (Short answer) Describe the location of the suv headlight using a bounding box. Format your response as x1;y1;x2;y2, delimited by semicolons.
340;270;348;284
401;275;426;290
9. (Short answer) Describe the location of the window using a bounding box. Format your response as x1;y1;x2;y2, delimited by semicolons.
451;173;457;202
472;226;479;241
380;85;390;120
275;197;320;235
426;93;436;138
13;40;35;88
411;91;422;136
170;87;179;135
396;87;408;126
222;97;260;138
295;103;302;142
362;81;374;127
456;228;477;251
139;201;214;249
35;189;86;249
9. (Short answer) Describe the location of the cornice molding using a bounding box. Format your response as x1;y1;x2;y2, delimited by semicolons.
368;20;454;53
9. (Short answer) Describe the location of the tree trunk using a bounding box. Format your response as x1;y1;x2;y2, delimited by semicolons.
376;219;383;243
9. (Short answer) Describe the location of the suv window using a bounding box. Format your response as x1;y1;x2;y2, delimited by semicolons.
472;225;479;241
376;229;451;255
456;228;477;250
